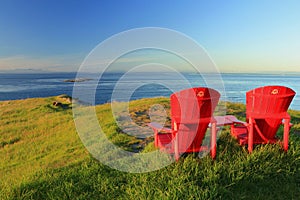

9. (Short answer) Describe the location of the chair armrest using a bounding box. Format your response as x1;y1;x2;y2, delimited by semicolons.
213;115;247;126
281;114;293;127
147;122;172;133
228;116;247;126
281;120;293;127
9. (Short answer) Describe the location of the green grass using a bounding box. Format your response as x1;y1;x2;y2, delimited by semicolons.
1;96;300;199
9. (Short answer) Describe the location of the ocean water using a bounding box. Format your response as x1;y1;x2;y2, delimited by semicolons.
0;72;299;110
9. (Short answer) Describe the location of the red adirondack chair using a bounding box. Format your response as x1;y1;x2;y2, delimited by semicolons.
231;85;296;152
148;87;220;160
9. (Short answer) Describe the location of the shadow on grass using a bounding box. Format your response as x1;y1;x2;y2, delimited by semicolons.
45;104;72;111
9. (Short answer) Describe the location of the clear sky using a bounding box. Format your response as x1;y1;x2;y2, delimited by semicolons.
0;0;300;73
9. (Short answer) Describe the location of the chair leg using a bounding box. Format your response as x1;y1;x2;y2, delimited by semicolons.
248;118;254;153
283;118;290;152
173;122;180;161
154;130;158;147
174;135;180;161
210;122;217;159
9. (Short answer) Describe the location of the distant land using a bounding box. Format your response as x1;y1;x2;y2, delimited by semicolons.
0;68;54;74
63;78;93;82
0;68;77;74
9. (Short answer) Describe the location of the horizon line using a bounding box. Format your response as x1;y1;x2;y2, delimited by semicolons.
1;68;300;75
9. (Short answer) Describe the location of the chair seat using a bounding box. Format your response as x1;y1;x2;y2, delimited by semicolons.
231;124;280;145
156;133;173;149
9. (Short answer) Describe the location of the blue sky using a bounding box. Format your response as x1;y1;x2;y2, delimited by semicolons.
0;0;300;72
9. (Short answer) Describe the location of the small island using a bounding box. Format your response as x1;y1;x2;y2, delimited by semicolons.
63;78;93;83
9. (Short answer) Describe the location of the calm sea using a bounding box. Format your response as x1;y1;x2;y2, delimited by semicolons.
0;72;299;110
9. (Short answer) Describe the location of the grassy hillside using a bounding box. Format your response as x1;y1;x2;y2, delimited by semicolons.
1;96;300;199
0;96;89;194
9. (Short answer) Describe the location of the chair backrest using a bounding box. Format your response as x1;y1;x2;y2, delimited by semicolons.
170;87;220;152
246;85;296;141
246;85;295;116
